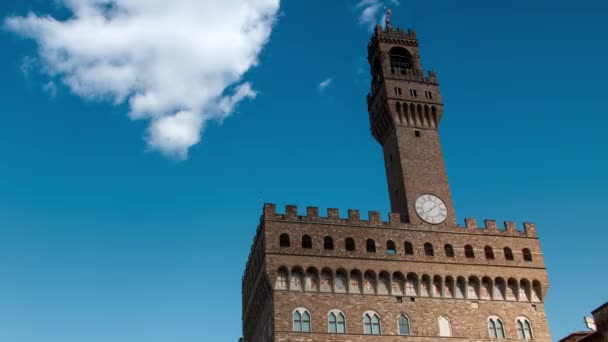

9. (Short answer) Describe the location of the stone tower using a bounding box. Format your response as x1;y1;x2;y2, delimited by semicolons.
241;14;552;342
367;19;454;226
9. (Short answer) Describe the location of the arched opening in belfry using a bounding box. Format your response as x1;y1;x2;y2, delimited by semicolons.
389;46;412;74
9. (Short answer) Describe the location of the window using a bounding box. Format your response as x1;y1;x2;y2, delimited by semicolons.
275;267;288;290
504;247;514;261
279;234;290;248
328;311;346;334
345;238;356;251
404;241;414;255
485;246;495;260
424;243;435;256
389;47;412;71
444;244;455;257
398;315;411;335
409;89;418;97
324;236;334;250
386;240;396;255
394;87;402;95
438;316;452;337
366;239;376;253
363;312;381;335
523;248;533;262
415;130;421;137
516;317;533;339
293;308;311;332
488;316;506;339
425;91;433;99
302;235;312;249
465;245;475;258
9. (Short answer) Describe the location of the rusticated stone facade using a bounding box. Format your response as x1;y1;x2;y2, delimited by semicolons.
241;15;552;342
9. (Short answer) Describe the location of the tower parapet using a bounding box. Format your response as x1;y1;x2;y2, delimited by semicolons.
262;203;537;238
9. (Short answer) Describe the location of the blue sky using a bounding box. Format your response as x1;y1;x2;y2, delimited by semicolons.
0;0;607;341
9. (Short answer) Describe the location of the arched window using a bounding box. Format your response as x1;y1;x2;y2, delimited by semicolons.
504;247;514;260
363;312;382;335
485;246;495;260
444;244;455;257
320;268;332;292
291;268;304;291
323;236;334;250
488;316;506;339
398;315;411;335
378;272;390;295
293;308;311;332
516;317;533;339
335;270;348;293
328;310;346;334
305;268;318;292
366;239;376;253
279;234;290;248
523;248;533;262
345;238;356;251
465;245;475;258
404;241;414;255
302;235;312;249
386;240;396;255
275;267;288;290
389;47;412;72
424;243;435;256
438;316;452;337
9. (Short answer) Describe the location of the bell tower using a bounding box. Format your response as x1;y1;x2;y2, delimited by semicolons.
367;11;456;226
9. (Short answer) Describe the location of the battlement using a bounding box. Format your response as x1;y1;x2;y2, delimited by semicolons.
372;25;417;41
262;203;538;238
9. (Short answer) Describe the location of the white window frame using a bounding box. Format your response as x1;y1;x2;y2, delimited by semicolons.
363;310;382;335
516;317;534;340
292;307;311;333
438;315;452;337
488;315;506;339
327;309;346;334
397;314;411;336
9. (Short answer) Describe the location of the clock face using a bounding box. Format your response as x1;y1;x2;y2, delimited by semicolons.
415;194;448;224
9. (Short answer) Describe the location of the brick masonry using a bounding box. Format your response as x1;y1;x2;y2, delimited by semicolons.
241;19;552;342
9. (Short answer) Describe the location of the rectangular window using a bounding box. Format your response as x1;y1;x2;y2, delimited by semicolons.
409;89;418;97
425;91;433;99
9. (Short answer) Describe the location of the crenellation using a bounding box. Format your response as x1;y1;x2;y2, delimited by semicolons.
306;206;319;219
464;218;478;229
504;221;518;234
261;203;538;237
348;209;360;221
263;203;276;218
523;222;537;237
285;205;298;218
389;212;401;225
369;211;381;224
484;219;498;231
327;208;340;220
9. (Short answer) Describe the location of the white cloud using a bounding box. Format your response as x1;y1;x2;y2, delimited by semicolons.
318;78;332;92
5;0;280;159
43;81;58;97
356;0;398;31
